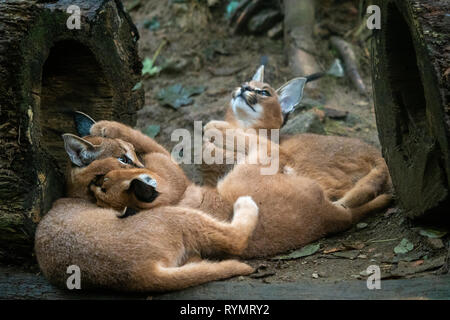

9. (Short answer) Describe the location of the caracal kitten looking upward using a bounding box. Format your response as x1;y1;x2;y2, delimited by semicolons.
35;120;259;292
202;66;393;210
80;117;390;258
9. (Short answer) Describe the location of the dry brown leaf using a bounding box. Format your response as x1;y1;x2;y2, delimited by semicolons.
323;247;344;254
411;260;424;267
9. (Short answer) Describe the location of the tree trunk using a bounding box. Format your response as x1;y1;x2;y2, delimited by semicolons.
371;0;449;219
283;0;322;87
0;0;144;262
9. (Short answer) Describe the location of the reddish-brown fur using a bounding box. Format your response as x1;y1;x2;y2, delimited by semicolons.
87;121;391;258
201;70;393;210
35;132;259;292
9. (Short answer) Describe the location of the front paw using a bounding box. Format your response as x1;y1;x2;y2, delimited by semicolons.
203;120;231;135
90;121;123;139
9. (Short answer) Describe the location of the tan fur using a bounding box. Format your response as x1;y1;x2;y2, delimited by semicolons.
84;121;390;258
64;135;143;200
36;196;258;291
201;77;393;210
35;125;259;292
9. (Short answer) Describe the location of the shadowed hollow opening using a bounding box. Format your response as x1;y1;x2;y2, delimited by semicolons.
384;4;427;152
40;40;113;175
384;4;448;216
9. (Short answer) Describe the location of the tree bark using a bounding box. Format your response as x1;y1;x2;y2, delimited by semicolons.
371;0;450;219
0;0;144;262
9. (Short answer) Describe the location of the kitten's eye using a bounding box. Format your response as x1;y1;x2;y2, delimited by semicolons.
258;90;271;97
118;155;132;165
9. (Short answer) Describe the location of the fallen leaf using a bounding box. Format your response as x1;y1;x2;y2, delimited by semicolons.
392;256;446;277
142;125;160;138
323;246;344;254
156;84;206;109
143;17;160;31
356;222;368;229
132;82;142;91
411;260;424;267
142;57;162;77
342;241;365;250
394;238;414;254
271;243;320;260
419;228;448;239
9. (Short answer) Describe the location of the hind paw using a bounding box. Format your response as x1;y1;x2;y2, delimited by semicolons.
333;199;348;209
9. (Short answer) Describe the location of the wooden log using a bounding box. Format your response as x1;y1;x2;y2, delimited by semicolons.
371;0;449;219
0;0;144;262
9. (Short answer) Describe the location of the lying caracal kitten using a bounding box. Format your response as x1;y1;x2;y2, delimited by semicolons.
35;116;259;292
82;117;391;258
202;66;393;210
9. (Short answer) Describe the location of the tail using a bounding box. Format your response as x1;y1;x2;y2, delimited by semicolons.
136;260;254;292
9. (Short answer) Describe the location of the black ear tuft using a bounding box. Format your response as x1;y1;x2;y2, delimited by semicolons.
73;111;96;137
130;176;159;203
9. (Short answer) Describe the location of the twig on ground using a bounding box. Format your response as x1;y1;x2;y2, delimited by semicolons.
330;36;367;96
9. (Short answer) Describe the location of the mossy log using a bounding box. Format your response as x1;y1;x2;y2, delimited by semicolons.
371;0;449;219
0;0;144;262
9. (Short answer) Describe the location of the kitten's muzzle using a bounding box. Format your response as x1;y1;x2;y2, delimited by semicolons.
233;86;256;112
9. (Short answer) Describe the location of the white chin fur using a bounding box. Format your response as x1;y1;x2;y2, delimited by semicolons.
231;97;262;128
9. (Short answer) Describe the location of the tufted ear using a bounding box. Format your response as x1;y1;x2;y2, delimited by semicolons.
251;65;264;82
62;133;101;167
276;77;307;116
73;111;96;137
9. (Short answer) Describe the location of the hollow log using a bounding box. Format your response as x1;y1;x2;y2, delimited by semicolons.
371;0;449;219
0;0;144;262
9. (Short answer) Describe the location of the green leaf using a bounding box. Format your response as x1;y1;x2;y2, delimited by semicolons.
226;1;240;19
143;17;160;31
394;238;414;254
156;83;206;109
419;228;448;239
356;222;368;229
142;125;160;138
271;243;320;260
142;57;161;77
132;82;142;91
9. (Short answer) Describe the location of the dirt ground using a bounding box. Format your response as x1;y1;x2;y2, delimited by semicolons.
120;0;449;286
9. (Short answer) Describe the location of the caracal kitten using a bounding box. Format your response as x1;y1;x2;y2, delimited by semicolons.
202;66;393;210
84;117;390;258
35;127;259;292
